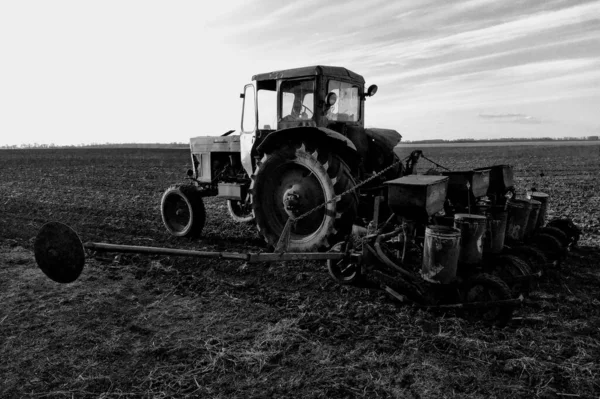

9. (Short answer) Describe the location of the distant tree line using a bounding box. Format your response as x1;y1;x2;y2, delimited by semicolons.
404;136;600;144
1;136;599;149
0;142;189;149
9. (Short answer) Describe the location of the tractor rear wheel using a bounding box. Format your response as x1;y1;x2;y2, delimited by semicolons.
160;185;206;238
251;141;358;252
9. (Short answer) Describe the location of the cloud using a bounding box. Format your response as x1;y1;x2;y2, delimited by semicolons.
2;0;599;144
309;1;599;62
478;113;543;124
372;31;600;85
479;113;529;119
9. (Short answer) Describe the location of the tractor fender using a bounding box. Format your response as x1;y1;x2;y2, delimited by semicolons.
364;128;403;175
257;126;359;167
365;128;402;152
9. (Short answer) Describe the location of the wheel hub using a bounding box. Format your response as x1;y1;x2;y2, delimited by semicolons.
283;184;304;218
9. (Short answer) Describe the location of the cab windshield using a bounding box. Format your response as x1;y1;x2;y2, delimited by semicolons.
280;79;315;121
326;80;360;122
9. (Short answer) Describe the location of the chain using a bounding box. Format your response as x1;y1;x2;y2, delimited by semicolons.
274;156;405;252
289;157;405;224
276;151;448;251
419;154;450;171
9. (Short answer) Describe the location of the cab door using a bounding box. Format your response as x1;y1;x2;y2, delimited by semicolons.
240;83;257;177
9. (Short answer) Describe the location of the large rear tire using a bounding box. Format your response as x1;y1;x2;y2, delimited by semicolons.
251;141;358;252
160;185;206;238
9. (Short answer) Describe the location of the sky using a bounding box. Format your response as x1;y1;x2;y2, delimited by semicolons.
1;0;599;146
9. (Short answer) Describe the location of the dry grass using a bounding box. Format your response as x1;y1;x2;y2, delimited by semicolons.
2;242;598;397
1;146;600;397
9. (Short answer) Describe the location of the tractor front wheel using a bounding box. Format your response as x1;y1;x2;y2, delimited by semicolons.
250;141;358;252
227;200;254;223
160;185;206;238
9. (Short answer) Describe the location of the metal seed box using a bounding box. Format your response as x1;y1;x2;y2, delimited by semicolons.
385;175;449;218
474;164;514;194
442;169;490;199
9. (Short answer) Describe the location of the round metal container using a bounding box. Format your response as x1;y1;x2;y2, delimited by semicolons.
485;207;508;254
505;198;532;242
454;213;487;265
422;226;461;284
524;199;541;238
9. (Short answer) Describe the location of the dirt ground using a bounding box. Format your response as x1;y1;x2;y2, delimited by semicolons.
1;145;599;398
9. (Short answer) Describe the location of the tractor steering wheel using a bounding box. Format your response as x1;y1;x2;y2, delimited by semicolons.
301;104;313;118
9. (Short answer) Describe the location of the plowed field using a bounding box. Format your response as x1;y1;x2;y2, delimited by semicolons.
1;144;599;398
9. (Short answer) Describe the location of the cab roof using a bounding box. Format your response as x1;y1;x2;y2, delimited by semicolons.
252;65;365;84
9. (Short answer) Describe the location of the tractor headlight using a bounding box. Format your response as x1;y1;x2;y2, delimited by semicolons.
326;92;337;106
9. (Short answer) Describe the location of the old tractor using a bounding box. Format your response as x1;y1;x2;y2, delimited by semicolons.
160;65;401;251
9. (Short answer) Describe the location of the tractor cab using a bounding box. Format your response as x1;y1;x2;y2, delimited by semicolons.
183;64;398;252
239;65;378;177
244;65;376;132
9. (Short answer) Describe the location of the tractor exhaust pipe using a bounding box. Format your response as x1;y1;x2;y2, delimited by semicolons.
34;222;347;284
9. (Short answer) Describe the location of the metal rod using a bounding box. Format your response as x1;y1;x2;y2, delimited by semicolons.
83;242;346;263
248;253;349;262
384;286;407;302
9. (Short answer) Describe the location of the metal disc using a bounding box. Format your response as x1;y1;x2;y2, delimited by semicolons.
34;222;85;283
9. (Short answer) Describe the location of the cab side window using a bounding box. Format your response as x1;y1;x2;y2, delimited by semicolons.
326;80;359;122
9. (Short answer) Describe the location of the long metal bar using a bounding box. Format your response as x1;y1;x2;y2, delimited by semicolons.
83;242;346;263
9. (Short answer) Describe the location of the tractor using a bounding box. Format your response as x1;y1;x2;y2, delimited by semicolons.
160;65;402;251
29;69;583;327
